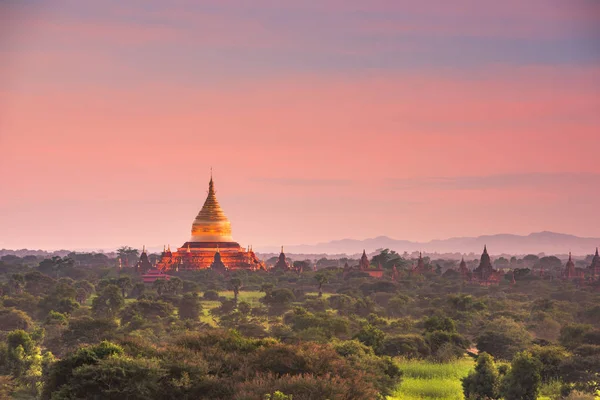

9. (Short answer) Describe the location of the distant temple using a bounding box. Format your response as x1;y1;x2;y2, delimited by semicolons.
157;174;264;271
342;250;384;278
411;252;428;275
135;246;153;274
272;246;291;272
562;252;581;280
472;245;502;285
359;250;384;278
589;248;600;279
359;250;370;271
458;257;470;280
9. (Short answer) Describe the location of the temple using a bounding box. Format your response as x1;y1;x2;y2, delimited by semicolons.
589;248;600;279
343;250;384;278
359;250;384;278
272;246;291;272
458;257;470;280
411;252;428;274
135;246;153;274
562;252;579;279
359;250;370;271
157;175;264;271
471;245;502;285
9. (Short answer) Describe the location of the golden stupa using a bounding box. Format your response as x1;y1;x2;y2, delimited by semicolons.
190;176;233;242
157;174;264;272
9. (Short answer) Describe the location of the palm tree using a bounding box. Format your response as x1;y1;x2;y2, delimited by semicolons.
117;276;133;298
315;272;329;297
229;278;242;303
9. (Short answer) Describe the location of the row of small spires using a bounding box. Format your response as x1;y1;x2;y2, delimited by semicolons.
142;244;599;258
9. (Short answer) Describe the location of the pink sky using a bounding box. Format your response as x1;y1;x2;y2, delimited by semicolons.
0;0;599;251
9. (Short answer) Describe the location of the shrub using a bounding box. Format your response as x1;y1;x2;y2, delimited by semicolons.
462;352;500;400
203;290;220;301
379;335;430;358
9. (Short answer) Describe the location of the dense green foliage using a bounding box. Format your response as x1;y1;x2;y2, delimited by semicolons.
0;249;599;399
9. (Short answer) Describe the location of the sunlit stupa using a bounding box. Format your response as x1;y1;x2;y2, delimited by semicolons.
157;173;264;271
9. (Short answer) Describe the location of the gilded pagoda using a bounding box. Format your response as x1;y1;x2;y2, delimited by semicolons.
156;175;264;271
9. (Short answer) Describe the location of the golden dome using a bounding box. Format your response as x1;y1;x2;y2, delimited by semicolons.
190;177;233;242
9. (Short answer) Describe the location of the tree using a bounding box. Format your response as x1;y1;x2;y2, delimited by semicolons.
237;301;252;316
178;293;202;321
476;317;532;360
538;256;562;271
314;272;329;298
260;283;274;297
167;277;183;295
0;309;34;332
203;289;219;301
58;317;118;355
529;345;569;383
117;276;133;298
130;282;146;298
462;352;500;400
354;324;385;350
523;254;540;266
9;274;25;295
91;285;124;319
38;257;74;279
42;341;126;399
152;279;169;296
559;323;593;350
500;351;542;400
116;246;140;267
424;315;456;333
229;278;242;303
75;288;89;305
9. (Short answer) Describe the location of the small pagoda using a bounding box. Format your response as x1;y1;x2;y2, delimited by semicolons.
135;246;153;274
589;248;600;280
271;246;291;272
471;245;502;286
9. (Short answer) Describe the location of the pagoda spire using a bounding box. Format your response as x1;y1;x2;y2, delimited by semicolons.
483;245;488;254
596;247;599;257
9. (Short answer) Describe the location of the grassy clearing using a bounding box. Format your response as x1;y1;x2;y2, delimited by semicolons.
216;291;264;304
389;358;474;400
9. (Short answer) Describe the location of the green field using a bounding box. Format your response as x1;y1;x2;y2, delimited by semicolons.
389;358;474;400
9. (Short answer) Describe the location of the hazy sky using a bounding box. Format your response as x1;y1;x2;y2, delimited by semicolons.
1;0;599;251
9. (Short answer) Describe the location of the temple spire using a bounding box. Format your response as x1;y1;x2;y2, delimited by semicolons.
281;245;284;254
596;247;599;256
483;245;488;254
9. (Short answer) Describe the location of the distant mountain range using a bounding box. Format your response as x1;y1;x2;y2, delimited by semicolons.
257;232;600;257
